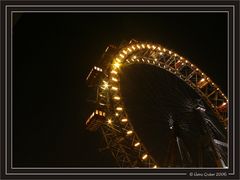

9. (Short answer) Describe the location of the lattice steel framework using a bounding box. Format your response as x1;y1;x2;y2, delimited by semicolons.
86;40;228;168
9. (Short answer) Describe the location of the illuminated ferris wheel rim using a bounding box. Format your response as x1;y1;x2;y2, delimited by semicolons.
98;41;228;168
105;41;228;119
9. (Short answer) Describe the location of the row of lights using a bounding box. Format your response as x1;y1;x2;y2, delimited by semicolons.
103;79;158;167
110;46;159;167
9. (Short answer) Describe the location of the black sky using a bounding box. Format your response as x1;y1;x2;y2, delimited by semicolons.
13;13;227;167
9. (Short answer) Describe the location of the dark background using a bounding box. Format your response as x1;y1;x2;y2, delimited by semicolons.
13;13;227;167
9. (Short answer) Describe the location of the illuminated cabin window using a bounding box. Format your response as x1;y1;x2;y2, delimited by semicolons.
99;111;102;116
96;110;98;114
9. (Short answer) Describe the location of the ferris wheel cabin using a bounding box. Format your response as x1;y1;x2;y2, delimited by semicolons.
86;109;106;131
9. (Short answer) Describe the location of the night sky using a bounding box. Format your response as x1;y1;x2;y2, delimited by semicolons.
13;13;227;167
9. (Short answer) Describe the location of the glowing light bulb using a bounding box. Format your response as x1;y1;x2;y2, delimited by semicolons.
112;77;118;82
127;48;132;52
102;81;109;89
121;118;128;122
134;142;140;147
113;62;121;68
127;130;133;135
115;58;121;62
142;154;148;160
111;70;117;74
116;107;123;111
113;96;120;100
200;78;205;82
111;86;118;91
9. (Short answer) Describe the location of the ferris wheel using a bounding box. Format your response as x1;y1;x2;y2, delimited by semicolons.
85;40;228;168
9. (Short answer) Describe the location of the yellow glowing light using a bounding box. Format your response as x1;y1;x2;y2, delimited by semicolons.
112;77;118;82
174;53;177;57
163;48;166;52
147;44;151;49
107;119;112;124
111;86;118;91
113;62;121;68
153;165;157;168
169;51;172;54
142;154;148;160
137;44;141;49
111;70;118;74
196;68;199;71
119;54;124;58
113;96;120;100
116;107;123;111
134;142;140;147
127;48;132;52
180;57;183;60
185;60;188;63
115;113;119;116
200;78;205;82
131;45;136;50
222;102;227;106
121;118;128;122
157;47;161;51
141;44;145;48
152;45;156;49
123;50;128;55
127;130;133;135
115;58;121;62
132;56;137;59
160;52;163;55
102;81;109;89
